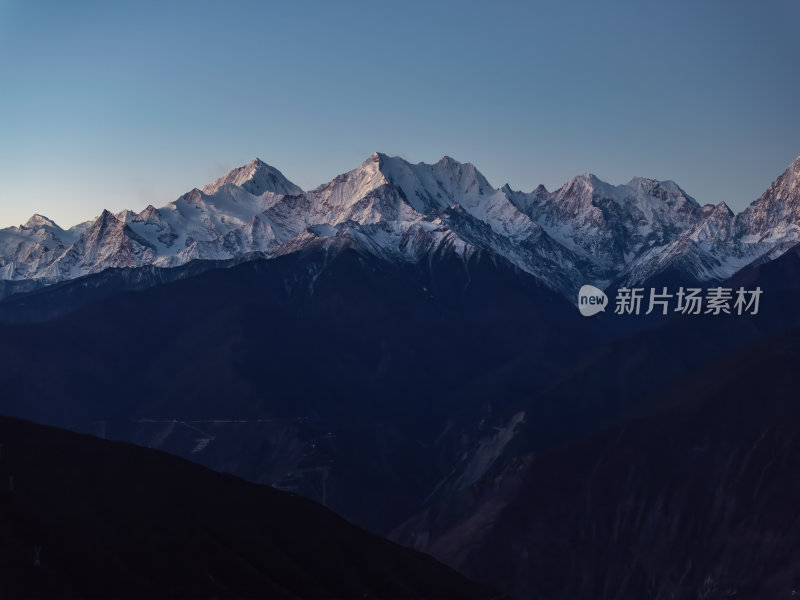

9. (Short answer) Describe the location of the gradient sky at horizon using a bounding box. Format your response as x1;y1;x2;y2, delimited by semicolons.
1;0;799;229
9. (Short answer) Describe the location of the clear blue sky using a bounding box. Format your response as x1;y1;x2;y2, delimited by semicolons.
1;0;799;229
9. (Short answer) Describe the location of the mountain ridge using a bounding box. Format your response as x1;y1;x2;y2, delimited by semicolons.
3;153;800;298
0;415;500;599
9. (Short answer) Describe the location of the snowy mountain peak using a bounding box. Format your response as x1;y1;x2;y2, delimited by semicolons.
202;159;303;197
23;214;60;230
626;176;658;187
739;157;800;236
559;173;604;193
713;201;734;217
177;188;204;205
574;172;603;186
4;152;800;301
554;173;609;205
135;205;163;224
88;210;128;238
97;209;117;222
780;155;800;187
774;155;800;186
626;176;666;197
439;156;487;186
624;177;702;210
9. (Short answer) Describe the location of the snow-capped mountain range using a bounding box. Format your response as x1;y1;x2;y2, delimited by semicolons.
3;153;800;298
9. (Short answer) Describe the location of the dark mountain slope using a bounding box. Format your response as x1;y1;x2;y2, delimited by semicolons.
407;325;800;600
5;235;800;599
0;242;594;534
0;416;500;599
0;254;260;324
391;252;800;598
390;243;800;555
